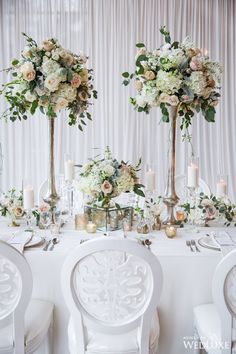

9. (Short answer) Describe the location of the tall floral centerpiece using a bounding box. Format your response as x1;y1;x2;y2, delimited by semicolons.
0;33;97;209
123;26;222;224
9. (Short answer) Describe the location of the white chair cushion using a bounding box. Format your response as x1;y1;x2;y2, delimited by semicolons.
68;310;159;354
194;303;236;354
0;299;53;354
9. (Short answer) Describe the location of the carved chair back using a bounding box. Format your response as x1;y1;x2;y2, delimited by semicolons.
0;240;32;353
212;249;236;353
61;237;163;354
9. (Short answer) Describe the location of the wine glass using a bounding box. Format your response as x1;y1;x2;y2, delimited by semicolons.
40;211;52;238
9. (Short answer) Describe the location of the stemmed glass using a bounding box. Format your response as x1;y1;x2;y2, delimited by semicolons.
40;210;52;239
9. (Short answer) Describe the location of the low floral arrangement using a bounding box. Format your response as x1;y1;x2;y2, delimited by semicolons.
0;33;97;130
78;147;144;207
144;195;164;218
0;189;24;225
181;193;236;227
122;26;222;131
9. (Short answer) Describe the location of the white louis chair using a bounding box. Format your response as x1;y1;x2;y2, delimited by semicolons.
0;240;54;354
61;237;163;354
193;249;236;354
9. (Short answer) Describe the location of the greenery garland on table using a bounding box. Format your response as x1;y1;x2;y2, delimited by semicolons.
180;193;236;227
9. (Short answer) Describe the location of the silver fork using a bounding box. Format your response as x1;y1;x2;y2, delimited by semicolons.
191;239;200;252
186;240;194;252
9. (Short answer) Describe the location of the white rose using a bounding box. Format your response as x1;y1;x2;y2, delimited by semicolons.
80;68;89;82
201;198;214;207
54;97;68;111
20;62;36;82
159;93;179;106
44;73;60;92
134;80;143;91
136;94;146;107
42;59;60;75
103;165;115;177
25;91;37;102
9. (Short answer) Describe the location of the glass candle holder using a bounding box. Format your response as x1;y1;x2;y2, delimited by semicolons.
75;213;89;230
216;174;228;198
187;156;199;190
165;224;177;238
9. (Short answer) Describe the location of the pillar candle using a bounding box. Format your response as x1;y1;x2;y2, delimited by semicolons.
65;160;75;181
187;164;199;188
23;186;34;210
146;169;156;191
216;179;227;197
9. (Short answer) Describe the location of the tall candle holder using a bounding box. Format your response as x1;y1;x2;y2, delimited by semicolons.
187;156;199;199
64;154;75;218
25;209;33;231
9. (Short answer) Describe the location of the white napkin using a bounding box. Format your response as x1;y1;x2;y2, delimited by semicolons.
9;231;33;253
214;231;235;246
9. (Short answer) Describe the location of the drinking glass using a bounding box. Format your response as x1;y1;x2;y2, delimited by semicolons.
40;211;52;238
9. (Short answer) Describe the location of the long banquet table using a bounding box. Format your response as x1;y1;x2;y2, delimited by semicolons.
1;219;234;354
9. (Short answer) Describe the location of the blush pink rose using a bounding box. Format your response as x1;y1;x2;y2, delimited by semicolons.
71;74;81;88
101;180;113;195
190;57;203;71
42;40;54;51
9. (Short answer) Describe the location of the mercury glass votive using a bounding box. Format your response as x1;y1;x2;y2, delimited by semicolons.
123;219;132;232
165;224;177;238
176;209;186;222
75;213;88;230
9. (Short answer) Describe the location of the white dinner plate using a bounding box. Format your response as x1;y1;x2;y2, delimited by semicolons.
198;236;220;251
25;235;44;248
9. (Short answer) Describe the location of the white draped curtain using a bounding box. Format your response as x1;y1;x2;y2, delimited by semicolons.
0;0;235;201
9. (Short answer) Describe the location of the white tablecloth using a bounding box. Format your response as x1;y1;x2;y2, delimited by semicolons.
1;221;235;354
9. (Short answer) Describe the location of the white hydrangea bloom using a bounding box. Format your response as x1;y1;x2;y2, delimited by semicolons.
41;58;60;75
189;71;207;96
116;174;134;194
156;70;182;94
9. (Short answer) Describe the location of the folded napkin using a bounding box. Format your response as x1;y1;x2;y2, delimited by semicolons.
211;231;235;255
9;231;33;253
213;231;235;246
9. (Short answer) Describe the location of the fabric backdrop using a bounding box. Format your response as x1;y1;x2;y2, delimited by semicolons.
0;0;235;202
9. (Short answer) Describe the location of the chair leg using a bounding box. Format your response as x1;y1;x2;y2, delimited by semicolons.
193;326;201;354
45;320;53;354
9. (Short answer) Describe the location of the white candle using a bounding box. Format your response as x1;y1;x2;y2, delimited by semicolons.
65;160;75;181
216;179;227;197
146;169;156;191
187;163;199;188
23;186;34;210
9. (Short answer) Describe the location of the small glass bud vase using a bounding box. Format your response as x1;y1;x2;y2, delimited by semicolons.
152;215;161;230
137;215;150;234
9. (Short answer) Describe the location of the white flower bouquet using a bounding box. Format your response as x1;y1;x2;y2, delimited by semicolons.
0;188;24;224
123;26;222;131
0;33;97;129
78;148;144;207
